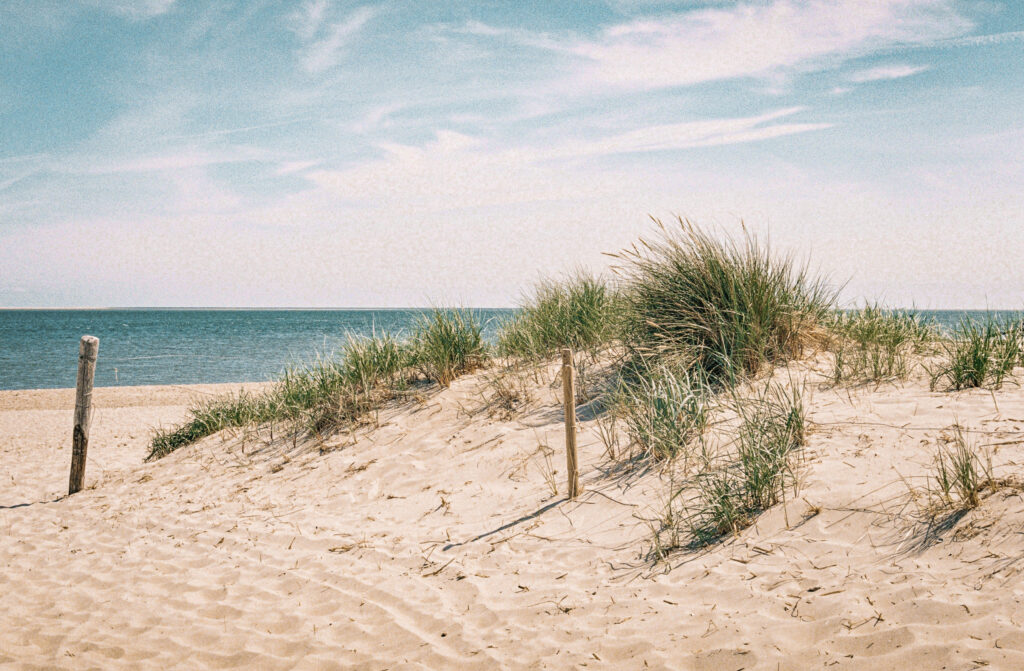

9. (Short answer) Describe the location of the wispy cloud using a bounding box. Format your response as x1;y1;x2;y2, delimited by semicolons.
542;108;830;159
307;108;831;211
298;5;377;74
562;0;970;90
292;0;333;41
897;28;1024;50
81;0;177;20
849;64;930;83
63;146;267;176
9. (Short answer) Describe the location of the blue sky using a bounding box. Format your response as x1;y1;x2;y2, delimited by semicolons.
1;0;1022;307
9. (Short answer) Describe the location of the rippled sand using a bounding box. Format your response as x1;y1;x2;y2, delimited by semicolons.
3;363;1024;669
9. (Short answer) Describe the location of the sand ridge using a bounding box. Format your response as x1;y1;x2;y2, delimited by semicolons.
3;364;1024;669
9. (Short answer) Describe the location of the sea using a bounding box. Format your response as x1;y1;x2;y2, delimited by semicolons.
0;309;1020;391
0;309;516;391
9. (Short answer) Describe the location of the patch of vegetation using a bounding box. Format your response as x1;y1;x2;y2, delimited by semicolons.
149;331;421;460
828;305;937;384
149;390;270;459
614;218;834;385
932;425;992;510
412;308;488;387
618;361;710;463
497;271;622;360
929;316;1022;391
685;382;806;546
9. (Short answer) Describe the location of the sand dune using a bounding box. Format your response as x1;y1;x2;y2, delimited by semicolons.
3;364;1024;669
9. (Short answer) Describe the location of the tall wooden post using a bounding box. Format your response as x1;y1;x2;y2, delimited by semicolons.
561;348;580;500
68;335;99;495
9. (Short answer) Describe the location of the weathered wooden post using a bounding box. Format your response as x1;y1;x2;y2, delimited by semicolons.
68;335;99;495
561;348;580;500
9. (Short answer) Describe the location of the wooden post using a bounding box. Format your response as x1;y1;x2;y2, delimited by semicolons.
68;335;99;495
561;348;580;500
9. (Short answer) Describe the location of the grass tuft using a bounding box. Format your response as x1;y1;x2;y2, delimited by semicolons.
929;316;1022;391
497;271;622;360
932;425;992;510
619;361;710;463
686;381;806;545
828;305;937;384
148;332;418;459
615;217;833;385
412;308;488;387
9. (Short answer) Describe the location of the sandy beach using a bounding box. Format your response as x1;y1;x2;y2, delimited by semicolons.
3;362;1024;670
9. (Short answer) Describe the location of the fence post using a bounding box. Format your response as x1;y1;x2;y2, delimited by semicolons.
561;348;580;500
68;335;99;495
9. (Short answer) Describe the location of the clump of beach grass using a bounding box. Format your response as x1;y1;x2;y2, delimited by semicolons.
828;305;937;385
614;217;834;386
150;390;271;459
932;425;992;510
497;271;622;360
618;360;711;464
685;381;806;545
412;308;488;387
148;331;419;459
929;316;1022;391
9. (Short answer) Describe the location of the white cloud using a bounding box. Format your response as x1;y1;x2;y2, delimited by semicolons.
60;146;266;176
276;160;320;175
300;6;376;74
909;29;1024;50
541;108;830;159
849;63;930;83
80;0;177;20
564;0;970;90
292;0;333;41
305;109;831;211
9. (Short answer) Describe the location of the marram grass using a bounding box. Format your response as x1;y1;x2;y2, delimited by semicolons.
497;271;622;360
412;308;487;387
828;305;937;384
929;315;1022;391
614;217;834;385
149;309;495;458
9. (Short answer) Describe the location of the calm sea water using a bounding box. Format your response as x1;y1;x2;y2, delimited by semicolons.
0;309;515;390
0;309;1020;391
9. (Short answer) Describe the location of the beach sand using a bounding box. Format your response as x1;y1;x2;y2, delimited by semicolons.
3;363;1024;669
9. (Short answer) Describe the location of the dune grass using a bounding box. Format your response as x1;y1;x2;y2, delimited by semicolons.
412;308;487;387
613;218;834;386
686;381;806;545
932;425;991;510
929;315;1022;391
497;271;622;360
149;390;271;459
618;361;710;463
828;305;937;384
149;308;494;459
149;334;415;459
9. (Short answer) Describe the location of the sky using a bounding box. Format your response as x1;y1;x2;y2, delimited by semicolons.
1;0;1022;308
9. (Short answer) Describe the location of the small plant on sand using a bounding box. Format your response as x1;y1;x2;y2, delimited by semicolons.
614;218;833;385
481;363;534;420
593;403;622;460
339;332;410;390
150;390;270;459
619;361;710;463
685;381;806;545
533;442;559;498
828;305;936;384
734;382;805;509
932;425;992;510
498;271;622;360
148;333;417;459
413;308;487;387
929;316;1022;391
